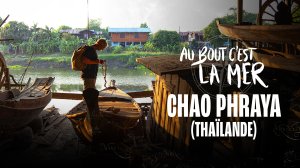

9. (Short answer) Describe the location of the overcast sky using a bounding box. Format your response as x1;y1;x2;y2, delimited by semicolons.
0;0;259;32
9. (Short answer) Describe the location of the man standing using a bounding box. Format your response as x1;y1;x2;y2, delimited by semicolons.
81;39;107;90
81;39;107;140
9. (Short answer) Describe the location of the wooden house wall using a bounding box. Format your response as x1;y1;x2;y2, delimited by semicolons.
149;74;194;150
110;32;149;42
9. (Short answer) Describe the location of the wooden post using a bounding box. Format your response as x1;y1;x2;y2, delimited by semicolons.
258;0;262;25
5;68;10;90
237;0;243;24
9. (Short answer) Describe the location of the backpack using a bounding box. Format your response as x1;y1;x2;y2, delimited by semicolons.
71;45;88;71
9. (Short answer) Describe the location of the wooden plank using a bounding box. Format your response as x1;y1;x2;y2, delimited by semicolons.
176;77;191;147
155;75;168;143
163;74;171;138
184;88;193;146
127;91;153;98
160;78;169;132
169;74;180;148
157;75;166;128
152;75;161;139
155;76;163;126
153;75;160;125
52;92;82;100
52;90;153;100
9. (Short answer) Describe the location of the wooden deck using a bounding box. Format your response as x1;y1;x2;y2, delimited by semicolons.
0;106;242;167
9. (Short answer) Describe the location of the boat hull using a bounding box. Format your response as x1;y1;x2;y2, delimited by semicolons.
0;77;54;133
67;88;142;142
217;22;300;44
253;50;300;73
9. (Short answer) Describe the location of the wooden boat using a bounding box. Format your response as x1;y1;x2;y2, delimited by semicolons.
240;41;300;73
216;20;300;44
66;87;142;142
251;48;300;73
0;77;54;133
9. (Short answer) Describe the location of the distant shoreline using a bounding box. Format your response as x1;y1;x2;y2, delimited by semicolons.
4;51;170;69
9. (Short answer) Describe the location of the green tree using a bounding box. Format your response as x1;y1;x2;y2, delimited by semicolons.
140;23;148;28
88;18;101;31
0;21;31;43
0;21;31;54
152;30;180;52
57;25;72;32
203;9;257;47
143;41;156;52
59;36;81;54
100;27;109;39
21;26;60;54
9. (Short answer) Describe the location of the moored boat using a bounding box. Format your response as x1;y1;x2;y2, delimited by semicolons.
0;77;54;134
252;48;300;73
66;87;142;142
216;20;300;44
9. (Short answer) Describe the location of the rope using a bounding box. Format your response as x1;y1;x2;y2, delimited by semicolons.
102;61;107;88
18;54;33;90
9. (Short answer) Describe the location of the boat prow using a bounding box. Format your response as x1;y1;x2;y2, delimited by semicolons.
216;20;300;44
66;87;142;143
0;77;54;133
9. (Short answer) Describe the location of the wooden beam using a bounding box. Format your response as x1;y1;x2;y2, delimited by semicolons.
52;92;82;100
52;90;153;100
127;90;153;98
237;0;243;24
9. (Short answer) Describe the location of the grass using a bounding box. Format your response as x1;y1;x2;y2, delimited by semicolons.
5;51;171;63
8;65;26;70
99;51;170;58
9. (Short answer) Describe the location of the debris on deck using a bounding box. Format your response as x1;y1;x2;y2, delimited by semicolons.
0;105;255;168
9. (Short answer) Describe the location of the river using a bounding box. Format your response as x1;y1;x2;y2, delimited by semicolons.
10;67;155;113
10;67;155;93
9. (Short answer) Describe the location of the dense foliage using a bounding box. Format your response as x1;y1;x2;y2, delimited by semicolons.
0;19;108;55
0;18;182;55
203;9;257;47
151;30;181;52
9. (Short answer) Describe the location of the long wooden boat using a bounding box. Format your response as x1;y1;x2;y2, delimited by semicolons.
252;49;300;73
0;77;54;133
216;20;300;44
66;87;142;142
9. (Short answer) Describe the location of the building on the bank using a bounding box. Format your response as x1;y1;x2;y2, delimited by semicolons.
59;29;100;39
179;31;203;43
108;28;151;47
179;31;204;50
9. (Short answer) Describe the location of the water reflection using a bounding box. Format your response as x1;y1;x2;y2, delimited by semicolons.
10;67;155;93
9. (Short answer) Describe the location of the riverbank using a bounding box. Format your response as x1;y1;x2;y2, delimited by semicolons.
4;51;170;69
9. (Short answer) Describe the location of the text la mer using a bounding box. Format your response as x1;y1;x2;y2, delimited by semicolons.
180;47;268;88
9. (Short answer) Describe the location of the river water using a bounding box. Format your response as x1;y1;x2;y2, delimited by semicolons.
10;67;155;93
10;67;155;113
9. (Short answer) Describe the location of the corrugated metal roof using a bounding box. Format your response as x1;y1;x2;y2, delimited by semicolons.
59;28;96;34
179;31;203;36
108;28;151;33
